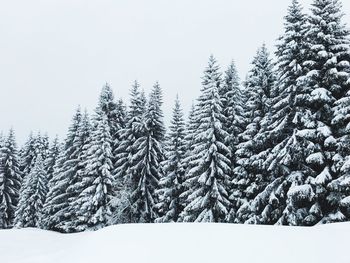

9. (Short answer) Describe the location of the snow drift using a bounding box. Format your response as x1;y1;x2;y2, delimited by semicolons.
0;223;348;263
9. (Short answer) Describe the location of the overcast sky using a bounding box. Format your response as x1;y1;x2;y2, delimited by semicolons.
1;0;350;144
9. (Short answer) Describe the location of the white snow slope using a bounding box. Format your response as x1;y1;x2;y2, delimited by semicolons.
0;223;348;263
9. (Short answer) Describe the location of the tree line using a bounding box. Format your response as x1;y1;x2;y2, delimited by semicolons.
1;0;350;232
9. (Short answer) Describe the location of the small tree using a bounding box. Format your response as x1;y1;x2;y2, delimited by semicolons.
15;155;47;228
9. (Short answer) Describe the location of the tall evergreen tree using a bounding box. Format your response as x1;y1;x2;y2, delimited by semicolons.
112;81;145;223
231;45;276;223
220;60;245;155
181;103;199;174
309;0;350;223
236;0;314;226
70;111;114;231
128;83;165;223
55;111;92;232
0;129;22;228
97;83;124;160
15;155;48;228
179;55;232;222
156;96;186;222
293;0;350;224
40;108;84;231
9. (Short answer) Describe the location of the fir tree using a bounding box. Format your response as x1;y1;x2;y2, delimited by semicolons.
179;55;232;222
44;136;61;182
231;45;276;223
220;60;245;155
181;103;199;175
37;133;50;160
0;129;22;228
112;81;145;223
15;155;48;228
295;0;350;224
19;133;37;178
312;0;350;223
40;108;84;231
56;111;92;232
70;112;114;231
97;83;124;160
128;83;165;223
237;0;314;226
116;98;127;129
156;96;186;222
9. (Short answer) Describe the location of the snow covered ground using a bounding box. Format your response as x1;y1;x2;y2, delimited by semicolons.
0;223;348;263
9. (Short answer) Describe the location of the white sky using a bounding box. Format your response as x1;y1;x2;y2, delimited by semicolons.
1;0;350;144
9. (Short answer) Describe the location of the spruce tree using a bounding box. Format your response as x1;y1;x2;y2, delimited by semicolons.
112;81;145;223
44;136;61;182
37;133;50;160
40;108;84;231
56;111;92;232
0;129;22;228
97;83;124;160
179;55;232;222
312;0;350;223
295;0;350;224
181;103;199;175
70;112;114;231
220;60;245;155
15;155;48;228
128;83;165;223
231;45;276;223
156;96;186;222
237;0;314;226
19;133;37;178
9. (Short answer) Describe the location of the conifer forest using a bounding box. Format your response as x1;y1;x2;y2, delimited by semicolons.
2;0;350;232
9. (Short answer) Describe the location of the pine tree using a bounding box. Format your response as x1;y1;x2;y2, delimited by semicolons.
231;45;276;223
55;111;92;232
15;155;48;228
44;136;61;182
37;133;50;160
128;83;165;223
220;61;246;221
179;55;232;222
19;133;37;178
116;98;127;129
292;0;350;224
112;81;145;223
156;96;186;222
220;60;245;155
40;108;84;231
312;0;350;223
0;129;22;228
97;83;124;160
70;111;114;231
0;131;4;148
235;0;314;226
181;103;199;174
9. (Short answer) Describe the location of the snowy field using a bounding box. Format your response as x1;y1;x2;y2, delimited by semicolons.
0;223;348;263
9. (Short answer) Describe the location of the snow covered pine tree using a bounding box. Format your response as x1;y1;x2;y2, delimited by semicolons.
156;96;186;222
15;155;48;228
112;81;145;224
0;129;22;228
127;83;165;223
231;45;275;224
179;56;232;223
